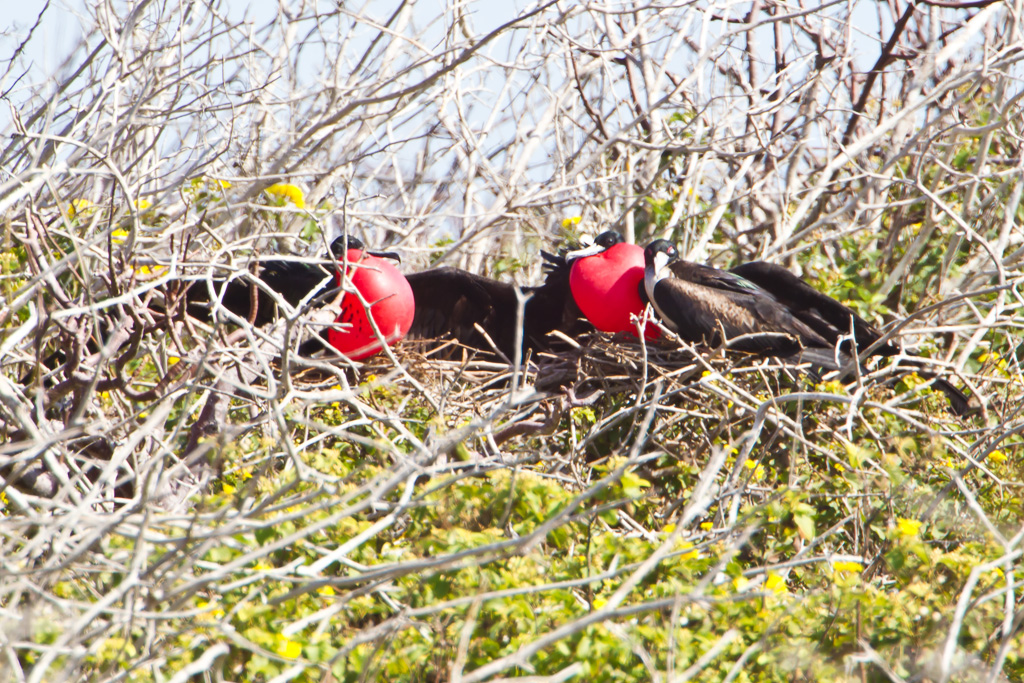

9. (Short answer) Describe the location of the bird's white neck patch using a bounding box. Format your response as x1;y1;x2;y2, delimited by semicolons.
645;251;673;289
644;251;677;330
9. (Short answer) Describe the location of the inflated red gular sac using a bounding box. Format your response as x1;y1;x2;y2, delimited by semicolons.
326;237;415;360
564;231;659;340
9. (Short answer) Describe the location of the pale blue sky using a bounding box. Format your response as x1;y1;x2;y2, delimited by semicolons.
1;0;522;134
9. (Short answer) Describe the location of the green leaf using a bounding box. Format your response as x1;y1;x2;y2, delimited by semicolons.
793;503;816;541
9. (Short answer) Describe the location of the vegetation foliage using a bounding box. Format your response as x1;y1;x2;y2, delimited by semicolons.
1;0;1023;681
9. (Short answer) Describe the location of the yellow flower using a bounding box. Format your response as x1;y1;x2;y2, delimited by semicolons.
111;229;129;245
896;518;922;538
677;540;698;561
988;450;1007;463
832;560;863;574
902;372;925;389
135;264;166;277
167;356;180;366
700;522;713;531
317;585;336;596
265;183;306;209
732;576;750;591
193;177;231;190
765;573;787;595
222;483;236;495
561;216;582;228
196;600;225;621
744;459;765;480
133;198;152;210
67;199;95;218
835;463;846;472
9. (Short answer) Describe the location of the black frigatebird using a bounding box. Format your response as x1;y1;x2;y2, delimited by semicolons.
643;240;971;413
562;231;898;356
643;240;830;355
183;236;414;360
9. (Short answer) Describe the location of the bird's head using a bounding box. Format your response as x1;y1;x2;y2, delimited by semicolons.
644;240;679;276
564;230;626;261
329;236;402;263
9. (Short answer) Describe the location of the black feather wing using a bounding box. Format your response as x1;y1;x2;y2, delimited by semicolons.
186;260;332;326
729;261;896;356
651;274;829;355
669;260;769;298
405;267;523;357
732;262;977;413
524;257;590;350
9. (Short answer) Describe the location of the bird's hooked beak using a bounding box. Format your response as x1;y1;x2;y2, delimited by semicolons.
644;246;676;284
366;249;402;263
564;243;607;261
651;250;673;275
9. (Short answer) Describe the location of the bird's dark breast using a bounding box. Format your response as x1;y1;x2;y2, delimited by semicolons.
523;263;586;349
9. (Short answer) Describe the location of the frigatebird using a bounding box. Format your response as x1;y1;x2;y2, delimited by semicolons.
184;237;397;325
403;258;585;359
184;236;414;360
560;231;895;355
183;236;586;361
643;240;971;413
643;240;830;355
